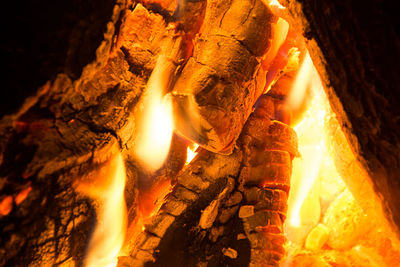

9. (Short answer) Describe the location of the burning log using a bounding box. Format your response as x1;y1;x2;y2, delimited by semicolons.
238;95;298;266
3;0;399;266
119;148;242;266
0;2;179;265
119;92;298;266
171;0;279;153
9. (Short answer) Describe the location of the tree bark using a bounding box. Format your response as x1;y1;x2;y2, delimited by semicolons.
171;0;278;153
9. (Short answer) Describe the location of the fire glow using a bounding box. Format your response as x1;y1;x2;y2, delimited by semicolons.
134;55;175;171
286;53;325;228
77;153;127;267
283;49;400;265
185;143;199;165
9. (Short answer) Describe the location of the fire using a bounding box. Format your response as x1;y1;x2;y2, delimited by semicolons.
286;51;313;112
0;196;13;216
134;55;174;171
262;17;289;73
77;153;127;267
285;51;325;229
138;179;172;219
287;93;326;228
286;95;327;228
266;0;285;10
283;50;400;265
185;143;199;165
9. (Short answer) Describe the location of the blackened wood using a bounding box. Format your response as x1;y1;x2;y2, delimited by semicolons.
0;3;175;265
119;148;244;266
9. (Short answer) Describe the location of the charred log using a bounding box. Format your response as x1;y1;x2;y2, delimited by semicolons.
120;95;298;266
171;0;278;153
0;2;176;265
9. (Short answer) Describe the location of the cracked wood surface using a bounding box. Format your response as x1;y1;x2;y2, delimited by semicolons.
120;95;298;266
171;0;278;153
0;2;169;265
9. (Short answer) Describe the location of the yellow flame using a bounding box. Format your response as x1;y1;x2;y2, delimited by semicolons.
185;143;199;165
267;0;285;10
81;153;127;267
134;56;174;171
263;0;287;20
286;55;326;228
287;51;313;111
288;109;325;227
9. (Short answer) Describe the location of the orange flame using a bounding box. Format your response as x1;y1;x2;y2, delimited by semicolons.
262;17;289;72
185;143;199;165
15;186;32;205
134;56;174;171
0;196;13;216
139;179;172;219
78;153;127;267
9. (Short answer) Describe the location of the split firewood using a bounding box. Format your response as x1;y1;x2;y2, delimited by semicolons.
170;0;279;154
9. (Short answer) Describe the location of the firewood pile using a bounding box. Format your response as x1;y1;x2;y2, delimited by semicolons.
1;0;399;266
118;1;301;265
0;0;300;265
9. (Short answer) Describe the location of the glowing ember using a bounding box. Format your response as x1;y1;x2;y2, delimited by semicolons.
134;55;174;171
0;196;13;216
185;143;199;165
15;186;32;205
139;179;172;219
78;153;127;267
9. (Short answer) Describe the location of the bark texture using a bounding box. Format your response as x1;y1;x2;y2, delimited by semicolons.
171;0;278;153
119;100;298;266
0;2;174;265
281;0;400;236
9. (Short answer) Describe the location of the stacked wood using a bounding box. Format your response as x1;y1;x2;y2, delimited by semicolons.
1;0;284;265
171;0;279;153
4;0;398;265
